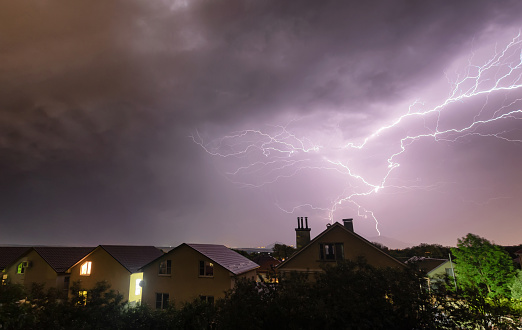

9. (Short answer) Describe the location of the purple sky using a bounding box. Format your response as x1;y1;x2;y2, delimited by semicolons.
1;0;522;249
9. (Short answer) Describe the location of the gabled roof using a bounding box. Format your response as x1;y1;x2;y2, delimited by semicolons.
0;247;31;271
34;247;95;273
186;244;259;275
277;222;405;269
406;257;449;274
99;245;164;273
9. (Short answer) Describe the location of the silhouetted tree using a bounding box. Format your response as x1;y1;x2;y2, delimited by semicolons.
272;244;296;260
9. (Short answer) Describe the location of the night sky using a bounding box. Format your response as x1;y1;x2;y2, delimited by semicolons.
2;0;522;249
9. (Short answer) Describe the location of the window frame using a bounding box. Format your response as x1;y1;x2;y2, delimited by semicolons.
200;295;215;304
199;260;214;277
17;262;25;274
80;261;92;276
158;260;172;275
155;292;169;309
319;243;344;261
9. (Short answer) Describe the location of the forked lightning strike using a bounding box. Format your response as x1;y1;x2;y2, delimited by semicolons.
191;32;522;235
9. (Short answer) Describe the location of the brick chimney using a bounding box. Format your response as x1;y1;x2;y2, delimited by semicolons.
295;216;311;250
342;218;354;232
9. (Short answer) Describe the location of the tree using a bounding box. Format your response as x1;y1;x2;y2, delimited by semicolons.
272;244;296;260
451;233;515;298
510;270;522;300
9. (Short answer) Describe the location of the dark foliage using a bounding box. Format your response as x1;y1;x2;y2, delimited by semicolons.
388;243;453;261
271;244;296;261
1;257;521;329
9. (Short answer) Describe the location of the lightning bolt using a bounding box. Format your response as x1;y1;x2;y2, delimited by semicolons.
191;32;522;235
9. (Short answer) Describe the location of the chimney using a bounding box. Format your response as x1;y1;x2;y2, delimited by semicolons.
342;218;354;232
295;216;311;250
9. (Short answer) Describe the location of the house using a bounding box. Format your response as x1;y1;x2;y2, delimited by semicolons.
515;249;522;267
251;254;280;282
406;256;456;289
0;246;31;285
2;246;94;294
140;243;259;309
276;218;405;278
67;245;163;305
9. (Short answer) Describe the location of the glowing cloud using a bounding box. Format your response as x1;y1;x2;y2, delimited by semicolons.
192;32;522;236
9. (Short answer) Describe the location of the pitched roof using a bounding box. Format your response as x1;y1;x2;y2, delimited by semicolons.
277;222;405;269
406;256;449;273
34;247;95;273
0;247;31;270
252;254;280;272
187;243;259;275
100;245;164;273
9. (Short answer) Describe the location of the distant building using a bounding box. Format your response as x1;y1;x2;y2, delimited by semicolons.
406;256;455;288
515;249;522;267
140;243;259;309
67;245;163;305
276;218;405;279
251;254;280;282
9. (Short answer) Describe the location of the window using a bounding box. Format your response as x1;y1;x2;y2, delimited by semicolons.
158;260;171;275
199;261;214;277
319;243;344;261
78;290;88;305
80;261;92;275
1;274;8;285
17;263;25;274
200;295;214;304
156;293;169;309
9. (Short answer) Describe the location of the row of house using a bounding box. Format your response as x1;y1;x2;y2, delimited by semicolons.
2;218;429;308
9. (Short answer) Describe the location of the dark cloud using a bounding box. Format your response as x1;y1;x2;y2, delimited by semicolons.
1;0;522;247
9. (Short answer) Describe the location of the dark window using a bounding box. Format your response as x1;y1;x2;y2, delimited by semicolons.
200;295;215;304
319;243;344;261
156;293;169;309
159;260;172;275
199;261;214;277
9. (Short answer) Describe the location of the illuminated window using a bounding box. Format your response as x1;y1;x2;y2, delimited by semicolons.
319;243;344;261
80;261;92;275
78;290;88;305
155;293;169;309
135;279;142;295
158;260;171;275
1;274;8;285
199;261;214;277
17;261;29;274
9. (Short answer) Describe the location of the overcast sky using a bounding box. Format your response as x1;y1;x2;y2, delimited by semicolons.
1;0;522;249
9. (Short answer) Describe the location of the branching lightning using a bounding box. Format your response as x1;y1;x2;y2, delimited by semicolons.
191;32;522;235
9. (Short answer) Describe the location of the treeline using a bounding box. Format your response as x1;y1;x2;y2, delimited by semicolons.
1;259;522;329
